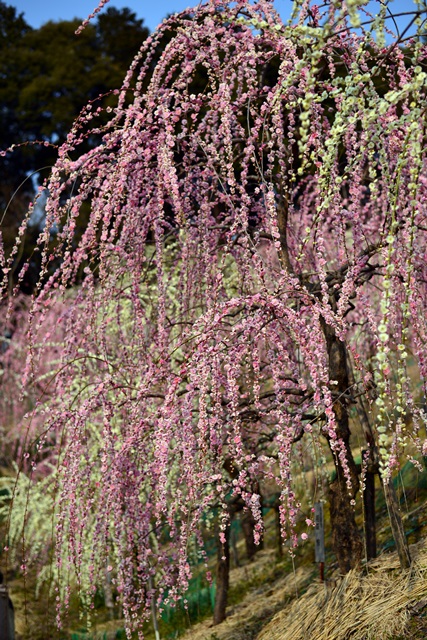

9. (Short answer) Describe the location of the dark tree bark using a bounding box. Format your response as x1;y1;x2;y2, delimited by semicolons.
241;508;262;561
213;519;231;625
349;360;378;562
223;458;263;562
324;323;363;573
354;390;410;569
363;468;377;560
328;473;363;573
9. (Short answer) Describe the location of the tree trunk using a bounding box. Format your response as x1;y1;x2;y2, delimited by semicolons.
363;468;377;560
324;324;363;573
213;519;230;625
353;388;410;569
328;470;363;573
241;508;263;561
348;364;378;561
222;458;263;562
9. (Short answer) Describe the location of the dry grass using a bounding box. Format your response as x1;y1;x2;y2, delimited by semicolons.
179;549;312;640
256;539;427;640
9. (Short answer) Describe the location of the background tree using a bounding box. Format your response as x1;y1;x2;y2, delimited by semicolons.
0;2;34;276
0;3;149;290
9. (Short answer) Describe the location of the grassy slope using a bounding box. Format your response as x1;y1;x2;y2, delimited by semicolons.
5;460;427;639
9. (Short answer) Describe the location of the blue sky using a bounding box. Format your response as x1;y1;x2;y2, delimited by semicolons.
9;0;197;32
8;0;422;36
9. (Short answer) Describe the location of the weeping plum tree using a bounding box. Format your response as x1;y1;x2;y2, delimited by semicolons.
2;0;427;634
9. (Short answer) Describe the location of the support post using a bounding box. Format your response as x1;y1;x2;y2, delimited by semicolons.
213;519;230;625
314;502;325;582
362;449;377;561
382;476;411;569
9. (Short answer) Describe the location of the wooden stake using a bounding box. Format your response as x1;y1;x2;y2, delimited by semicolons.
314;502;325;581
